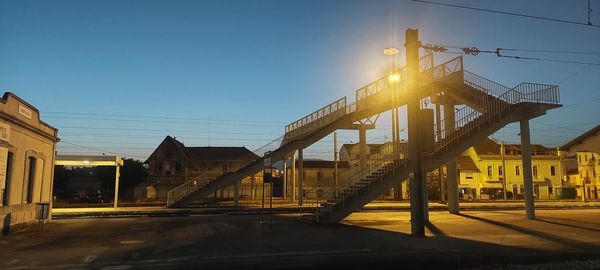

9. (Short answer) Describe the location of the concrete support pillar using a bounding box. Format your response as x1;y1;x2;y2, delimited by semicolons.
282;157;287;200
233;180;240;206
520;119;535;219
291;152;296;202
444;103;459;214
298;149;304;206
359;127;367;174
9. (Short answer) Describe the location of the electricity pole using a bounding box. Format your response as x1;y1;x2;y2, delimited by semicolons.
406;28;425;237
501;140;508;200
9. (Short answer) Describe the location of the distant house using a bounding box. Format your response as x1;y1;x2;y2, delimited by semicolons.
144;136;260;199
562;123;600;200
0;93;58;233
562;123;600;154
286;160;349;199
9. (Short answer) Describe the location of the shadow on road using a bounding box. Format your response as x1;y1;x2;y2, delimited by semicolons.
457;213;598;251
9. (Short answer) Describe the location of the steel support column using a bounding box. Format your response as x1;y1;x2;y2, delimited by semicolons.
298;149;304;206
282;157;287;200
291;152;296;202
359;126;367;174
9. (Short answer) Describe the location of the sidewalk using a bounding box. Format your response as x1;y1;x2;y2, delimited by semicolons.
51;200;600;219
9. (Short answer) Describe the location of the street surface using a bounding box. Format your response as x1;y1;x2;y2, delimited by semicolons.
1;209;599;269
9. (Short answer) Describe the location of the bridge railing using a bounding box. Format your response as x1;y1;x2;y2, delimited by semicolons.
166;176;202;207
432;56;463;80
284;97;347;141
355;54;435;104
513;83;560;104
434;73;560;151
463;71;512;98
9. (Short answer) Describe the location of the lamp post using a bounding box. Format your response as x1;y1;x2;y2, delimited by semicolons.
384;46;403;200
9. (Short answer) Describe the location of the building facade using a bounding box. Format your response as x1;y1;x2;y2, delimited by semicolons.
286;160;350;200
0;93;58;233
562;123;600;201
144;136;260;199
459;138;564;200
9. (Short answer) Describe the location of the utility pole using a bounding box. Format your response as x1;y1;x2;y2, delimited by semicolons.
501;140;508;200
334;132;338;197
406;28;425;236
435;102;444;201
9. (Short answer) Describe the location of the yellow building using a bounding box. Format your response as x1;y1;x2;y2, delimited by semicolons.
459;138;563;200
573;152;599;200
562;123;600;201
0;93;58;233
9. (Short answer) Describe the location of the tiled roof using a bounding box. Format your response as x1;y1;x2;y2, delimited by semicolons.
562;123;600;151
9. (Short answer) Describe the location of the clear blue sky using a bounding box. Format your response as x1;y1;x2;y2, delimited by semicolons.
1;0;599;160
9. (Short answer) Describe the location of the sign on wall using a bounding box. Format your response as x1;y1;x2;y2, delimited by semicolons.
0;147;8;191
0;122;10;142
18;105;32;119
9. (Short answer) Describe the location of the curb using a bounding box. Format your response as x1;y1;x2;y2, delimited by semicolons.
51;205;600;219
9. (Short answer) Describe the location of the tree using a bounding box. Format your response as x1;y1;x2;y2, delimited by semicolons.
118;158;148;200
53;165;71;198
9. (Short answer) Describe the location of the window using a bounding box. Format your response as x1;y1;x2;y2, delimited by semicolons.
25;157;36;203
550;166;556;176
164;161;172;175
487;166;493;177
533;166;538;178
498;166;503;176
2;152;14;206
465;176;473;179
515;165;520;176
549;186;553;194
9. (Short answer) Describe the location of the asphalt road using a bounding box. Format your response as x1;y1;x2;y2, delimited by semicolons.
1;209;600;269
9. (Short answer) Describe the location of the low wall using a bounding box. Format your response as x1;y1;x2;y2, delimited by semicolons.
1;203;47;235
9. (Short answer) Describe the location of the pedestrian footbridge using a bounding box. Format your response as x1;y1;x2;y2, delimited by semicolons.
166;54;560;224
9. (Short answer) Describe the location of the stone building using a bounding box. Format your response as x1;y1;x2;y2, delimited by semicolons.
144;136;260;199
0;93;58;233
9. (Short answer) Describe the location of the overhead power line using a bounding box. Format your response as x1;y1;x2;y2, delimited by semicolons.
434;45;600;66
497;48;600;55
410;0;600;28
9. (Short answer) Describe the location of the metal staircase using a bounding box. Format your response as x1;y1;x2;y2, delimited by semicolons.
314;70;560;223
166;54;447;207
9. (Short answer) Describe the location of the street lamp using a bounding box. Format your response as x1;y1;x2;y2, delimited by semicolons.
388;73;400;82
384;47;399;56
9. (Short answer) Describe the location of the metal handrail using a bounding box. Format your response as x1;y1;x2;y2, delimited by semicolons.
166;176;203;207
434;72;560;151
285;97;347;134
317;142;407;216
